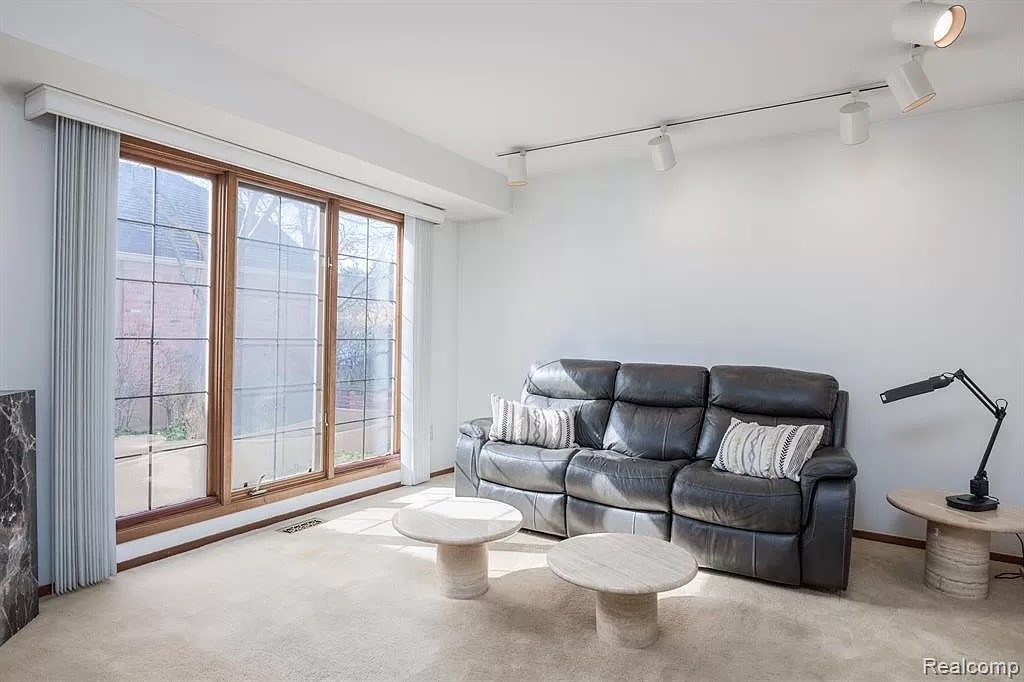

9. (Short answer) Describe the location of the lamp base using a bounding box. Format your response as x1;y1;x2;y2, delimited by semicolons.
946;494;998;512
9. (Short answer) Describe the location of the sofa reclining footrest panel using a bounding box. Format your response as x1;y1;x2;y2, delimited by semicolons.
670;514;801;586
477;480;567;537
566;497;671;540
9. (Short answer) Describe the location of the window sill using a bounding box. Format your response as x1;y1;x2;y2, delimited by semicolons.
115;457;401;544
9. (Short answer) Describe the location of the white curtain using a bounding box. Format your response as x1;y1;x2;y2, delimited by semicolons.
51;117;119;594
400;217;434;486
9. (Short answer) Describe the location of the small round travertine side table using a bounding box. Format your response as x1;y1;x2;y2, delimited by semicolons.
392;496;521;599
547;533;698;649
887;488;1024;599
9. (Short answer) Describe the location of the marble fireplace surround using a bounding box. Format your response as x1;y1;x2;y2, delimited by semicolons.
0;390;38;646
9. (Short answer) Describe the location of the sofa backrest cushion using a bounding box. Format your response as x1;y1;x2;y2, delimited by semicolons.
695;365;839;460
602;363;708;460
521;359;620;449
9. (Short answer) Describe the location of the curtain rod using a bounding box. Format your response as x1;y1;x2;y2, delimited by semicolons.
496;81;889;157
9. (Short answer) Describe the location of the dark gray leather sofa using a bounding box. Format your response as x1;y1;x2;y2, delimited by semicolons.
455;359;857;590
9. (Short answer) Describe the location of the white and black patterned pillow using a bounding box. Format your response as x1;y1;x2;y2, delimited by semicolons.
712;418;824;482
488;394;576;449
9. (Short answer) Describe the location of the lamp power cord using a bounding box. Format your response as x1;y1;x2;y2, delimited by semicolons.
994;533;1024;581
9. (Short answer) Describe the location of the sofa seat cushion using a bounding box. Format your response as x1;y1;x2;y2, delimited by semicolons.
477;441;579;494
565;450;688;512
671;460;802;533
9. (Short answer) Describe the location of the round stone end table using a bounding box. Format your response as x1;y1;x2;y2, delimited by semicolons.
547;533;698;649
887;488;1024;599
392;496;521;599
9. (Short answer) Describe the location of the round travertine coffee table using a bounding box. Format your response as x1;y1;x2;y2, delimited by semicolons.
392;496;522;599
547;533;698;649
887;488;1024;599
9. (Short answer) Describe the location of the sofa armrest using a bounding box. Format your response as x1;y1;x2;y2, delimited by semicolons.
801;446;857;481
800;446;857;524
458;417;493;441
455;417;492;496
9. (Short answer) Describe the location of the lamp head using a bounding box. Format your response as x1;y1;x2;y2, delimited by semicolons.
880;374;954;404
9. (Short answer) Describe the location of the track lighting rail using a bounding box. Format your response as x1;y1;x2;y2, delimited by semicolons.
496;81;889;158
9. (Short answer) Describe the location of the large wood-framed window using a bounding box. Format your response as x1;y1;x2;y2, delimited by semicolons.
114;138;403;542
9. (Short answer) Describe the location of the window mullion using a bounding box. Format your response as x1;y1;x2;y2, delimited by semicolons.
214;171;239;503
324;200;340;477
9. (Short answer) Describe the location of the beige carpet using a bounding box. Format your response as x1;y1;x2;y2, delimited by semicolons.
2;476;1022;682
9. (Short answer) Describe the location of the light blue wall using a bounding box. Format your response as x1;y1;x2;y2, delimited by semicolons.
0;85;55;585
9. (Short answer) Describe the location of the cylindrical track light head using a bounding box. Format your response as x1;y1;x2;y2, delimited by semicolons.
892;2;966;48
506;151;527;187
648;129;676;172
839;99;870;145
886;59;936;113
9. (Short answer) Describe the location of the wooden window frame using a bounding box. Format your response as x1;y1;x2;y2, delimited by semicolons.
115;137;404;543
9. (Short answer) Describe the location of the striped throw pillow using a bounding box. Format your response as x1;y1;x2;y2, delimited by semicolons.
488;394;576;449
712;418;824;482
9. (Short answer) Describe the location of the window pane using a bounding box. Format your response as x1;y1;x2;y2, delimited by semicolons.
118;161;154;223
337;340;366;382
234;185;324;490
279;293;318;340
335;423;364;464
235;289;279;339
339;212;368;257
338;257;368;298
364;417;393;458
335;381;365;424
281;196;321;250
114;397;151;457
368;220;397;262
156;168;211;232
232;435;274;489
365;380;393;420
234;340;277;390
281;245;318;294
366;340;394;381
237;239;279;291
115;280;153;338
367;260;396;301
366;301;395;340
115;340;151;398
337;297;366;339
152;393;207;452
279;341;317;387
237;185;280;241
114;159;212;516
116;221;153;280
115;455;150;517
153;284;209;339
277;428;319;478
153;339;207;394
150;445;207;508
233;388;277;437
279;385;317;431
154;227;210;285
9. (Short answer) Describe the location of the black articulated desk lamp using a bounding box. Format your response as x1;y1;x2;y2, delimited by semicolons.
880;369;1008;512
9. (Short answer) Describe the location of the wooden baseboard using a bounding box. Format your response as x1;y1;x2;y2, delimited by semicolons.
853;529;1022;565
430;466;454;477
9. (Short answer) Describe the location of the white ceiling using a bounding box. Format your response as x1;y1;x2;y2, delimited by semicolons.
127;1;1023;177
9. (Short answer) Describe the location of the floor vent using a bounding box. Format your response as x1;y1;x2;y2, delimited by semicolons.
278;518;325;534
